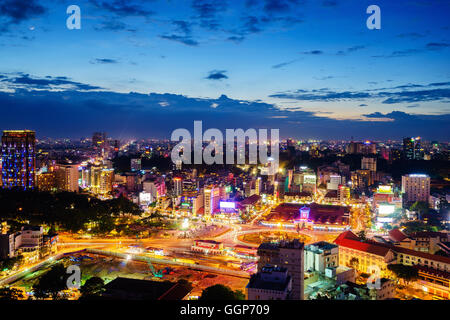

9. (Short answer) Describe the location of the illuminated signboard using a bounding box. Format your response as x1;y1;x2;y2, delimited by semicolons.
303;175;316;185
139;192;151;203
225;186;232;193
377;185;393;193
220;201;236;209
181;202;191;207
377;217;393;223
378;204;395;215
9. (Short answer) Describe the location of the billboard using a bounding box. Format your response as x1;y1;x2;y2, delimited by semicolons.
378;204;395;215
220;201;236;209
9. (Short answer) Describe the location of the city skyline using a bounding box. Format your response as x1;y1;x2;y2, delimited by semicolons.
0;0;449;140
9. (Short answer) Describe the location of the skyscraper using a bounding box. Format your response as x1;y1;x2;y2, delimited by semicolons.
1;130;36;189
403;137;422;160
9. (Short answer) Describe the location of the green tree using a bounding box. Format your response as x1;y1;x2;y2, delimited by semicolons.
199;284;244;300
357;230;366;242
80;276;105;298
387;264;418;286
32;263;68;299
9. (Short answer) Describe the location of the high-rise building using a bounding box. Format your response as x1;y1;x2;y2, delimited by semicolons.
403;137;422;160
92;132;106;149
55;164;79;192
257;240;305;300
204;186;220;217
173;177;182;196
99;169;114;194
1;130;36;189
402;174;430;204
361;157;377;172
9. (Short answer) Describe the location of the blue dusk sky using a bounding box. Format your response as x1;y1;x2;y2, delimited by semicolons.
0;0;449;140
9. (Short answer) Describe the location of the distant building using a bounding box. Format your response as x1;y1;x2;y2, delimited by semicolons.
246;266;292;300
403;137;422;160
1;130;36;189
361;157;377;172
130;158;142;172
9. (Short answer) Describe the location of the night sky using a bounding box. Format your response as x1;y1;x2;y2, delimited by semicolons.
0;0;449;140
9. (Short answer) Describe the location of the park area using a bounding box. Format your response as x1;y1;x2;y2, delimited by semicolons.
238;231;312;245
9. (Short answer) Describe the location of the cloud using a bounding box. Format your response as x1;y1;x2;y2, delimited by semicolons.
359;104;368;107
270;82;450;104
0;0;46;24
90;0;154;17
0;73;102;91
94;20;136;32
426;42;450;50
1;78;449;140
159;34;199;46
90;58;119;64
272;59;299;69
191;0;227;19
301;50;323;55
396;32;425;39
205;70;228;80
270;89;370;101
172;20;194;34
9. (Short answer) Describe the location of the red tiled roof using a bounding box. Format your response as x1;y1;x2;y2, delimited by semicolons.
335;230;450;265
389;228;408;242
335;238;392;257
334;230;359;242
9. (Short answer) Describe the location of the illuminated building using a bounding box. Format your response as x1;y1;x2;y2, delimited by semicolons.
1;130;36;189
99;169;114;194
92;132;106;148
191;240;224;255
257;239;304;300
203;186;221;217
173;177;182;196
361;157;377;172
351;169;374;189
143;178;166;200
334;231;395;277
55;163;79;192
255;177;261;195
403;137;422;160
36;171;57;192
338;185;350;202
401;174;430;204
246;266;292;300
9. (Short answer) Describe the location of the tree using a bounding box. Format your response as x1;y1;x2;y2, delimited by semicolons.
349;257;359;270
409;201;429;220
357;230;366;242
199;284;244;300
32;263;68;299
80;276;105;298
387;264;418;286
